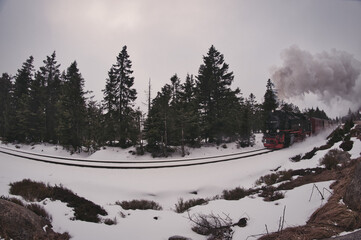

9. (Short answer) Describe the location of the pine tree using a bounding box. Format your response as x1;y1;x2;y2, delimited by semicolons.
0;73;13;140
57;61;87;151
196;45;237;143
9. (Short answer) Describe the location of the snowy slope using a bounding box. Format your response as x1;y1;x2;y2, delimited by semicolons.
0;129;359;240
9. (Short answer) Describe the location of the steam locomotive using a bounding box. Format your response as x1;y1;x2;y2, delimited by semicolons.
263;110;330;149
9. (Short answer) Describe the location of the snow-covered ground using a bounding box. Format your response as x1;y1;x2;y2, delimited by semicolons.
0;129;360;240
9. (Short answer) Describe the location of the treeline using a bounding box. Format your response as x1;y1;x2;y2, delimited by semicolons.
0;52;97;151
0;45;281;155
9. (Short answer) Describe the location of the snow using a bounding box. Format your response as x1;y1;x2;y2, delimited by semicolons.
0;128;360;240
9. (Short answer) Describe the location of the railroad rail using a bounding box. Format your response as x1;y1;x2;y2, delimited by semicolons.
0;146;273;169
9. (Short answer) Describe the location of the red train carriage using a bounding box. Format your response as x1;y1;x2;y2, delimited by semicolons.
310;117;331;134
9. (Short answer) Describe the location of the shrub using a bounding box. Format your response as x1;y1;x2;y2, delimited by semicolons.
302;147;318;160
340;140;353;151
9;179;51;201
343;119;354;134
256;173;278;186
117;199;163;210
255;170;293;186
318;144;332;151
222;187;251;200
104;217;117;225
175;198;208;213
320;149;342;170
259;186;285;202
147;145;176;158
290;154;302;162
279;170;293;182
9;179;107;223
135;146;145;155
188;212;233;240
327;127;344;146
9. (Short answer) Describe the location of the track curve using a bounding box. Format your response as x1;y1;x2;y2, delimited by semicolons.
0;145;273;169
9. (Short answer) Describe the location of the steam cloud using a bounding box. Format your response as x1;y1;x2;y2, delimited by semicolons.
272;45;361;108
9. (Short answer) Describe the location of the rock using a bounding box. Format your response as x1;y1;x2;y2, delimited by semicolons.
344;160;361;211
0;199;70;240
236;217;248;227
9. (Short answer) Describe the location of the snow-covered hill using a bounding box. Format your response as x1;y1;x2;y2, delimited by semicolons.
1;130;360;240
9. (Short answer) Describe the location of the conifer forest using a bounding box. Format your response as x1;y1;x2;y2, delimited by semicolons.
0;45;329;156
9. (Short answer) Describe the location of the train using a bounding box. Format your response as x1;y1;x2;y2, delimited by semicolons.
263;110;331;149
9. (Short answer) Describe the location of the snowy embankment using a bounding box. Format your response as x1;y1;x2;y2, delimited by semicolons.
1;128;360;240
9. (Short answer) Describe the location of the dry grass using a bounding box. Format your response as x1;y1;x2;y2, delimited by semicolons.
259;158;361;240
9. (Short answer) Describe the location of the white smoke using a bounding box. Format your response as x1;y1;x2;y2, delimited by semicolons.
272;45;361;111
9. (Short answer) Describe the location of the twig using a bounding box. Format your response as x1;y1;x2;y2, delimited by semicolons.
278;216;282;232
314;184;324;200
309;183;325;201
309;184;315;202
323;187;332;195
246;233;266;240
281;206;286;233
265;224;269;235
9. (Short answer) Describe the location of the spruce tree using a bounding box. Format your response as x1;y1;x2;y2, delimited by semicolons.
115;46;137;147
0;73;13;140
195;45;237;143
263;79;278;113
103;46;137;147
57;61;87;151
12;56;35;142
144;84;172;156
27;71;46;142
168;74;182;146
39;52;62;143
103;67;118;145
179;74;200;146
85;96;104;150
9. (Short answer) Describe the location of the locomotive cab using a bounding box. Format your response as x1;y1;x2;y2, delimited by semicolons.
263;111;287;149
263;110;310;149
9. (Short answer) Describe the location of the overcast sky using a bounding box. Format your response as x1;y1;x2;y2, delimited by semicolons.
1;0;360;117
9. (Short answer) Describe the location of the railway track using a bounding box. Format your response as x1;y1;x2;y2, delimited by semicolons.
0;146;273;169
